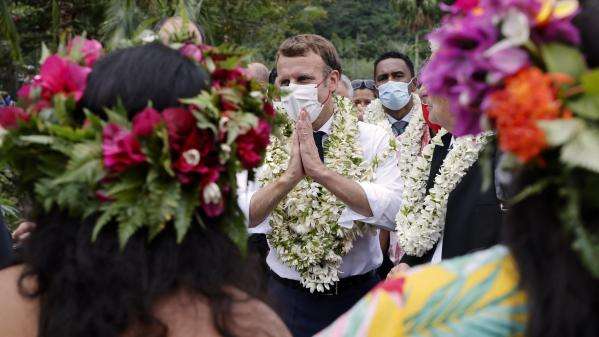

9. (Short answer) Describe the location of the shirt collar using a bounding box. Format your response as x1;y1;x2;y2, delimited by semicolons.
386;94;417;125
317;113;334;134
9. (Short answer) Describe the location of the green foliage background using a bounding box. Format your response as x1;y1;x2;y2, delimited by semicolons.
0;0;440;227
1;0;441;92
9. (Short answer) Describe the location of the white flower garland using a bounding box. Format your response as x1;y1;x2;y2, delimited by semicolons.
395;111;493;257
363;95;423;137
259;96;391;292
363;99;392;134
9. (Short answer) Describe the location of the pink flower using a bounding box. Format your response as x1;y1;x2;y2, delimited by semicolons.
236;119;271;169
67;36;104;67
102;123;146;173
179;44;204;63
39;55;91;102
132;107;162;137
0;107;30;129
455;0;479;11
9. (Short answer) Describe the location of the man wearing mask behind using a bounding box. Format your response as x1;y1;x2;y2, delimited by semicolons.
365;51;428;278
237;34;401;337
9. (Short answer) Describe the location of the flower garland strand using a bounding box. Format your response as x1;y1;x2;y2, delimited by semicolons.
395;111;492;257
259;96;391;292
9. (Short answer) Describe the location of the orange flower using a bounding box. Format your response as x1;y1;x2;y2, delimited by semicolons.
486;67;566;163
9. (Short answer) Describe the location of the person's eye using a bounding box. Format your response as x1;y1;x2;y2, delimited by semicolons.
280;80;290;87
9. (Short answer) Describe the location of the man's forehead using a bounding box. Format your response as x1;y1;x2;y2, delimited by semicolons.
375;58;410;76
277;52;326;77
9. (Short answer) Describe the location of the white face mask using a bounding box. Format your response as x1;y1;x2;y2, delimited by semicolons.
280;83;325;122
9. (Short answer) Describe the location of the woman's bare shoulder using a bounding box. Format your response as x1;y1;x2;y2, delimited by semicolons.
154;288;291;337
0;265;38;337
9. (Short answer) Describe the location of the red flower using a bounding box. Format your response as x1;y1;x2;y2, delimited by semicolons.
38;55;91;102
162;107;223;184
220;97;238;111
236;119;271;169
263;101;275;117
0;107;30;129
212;67;248;88
179;44;204;63
132;107;162;137
102;123;146;173
171;128;221;185
163;107;196;152
67;36;104;67
376;276;406;295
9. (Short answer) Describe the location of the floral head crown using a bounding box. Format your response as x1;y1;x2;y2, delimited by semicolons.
0;35;277;249
422;0;599;277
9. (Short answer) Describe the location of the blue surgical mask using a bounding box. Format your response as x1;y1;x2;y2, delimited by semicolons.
378;79;412;111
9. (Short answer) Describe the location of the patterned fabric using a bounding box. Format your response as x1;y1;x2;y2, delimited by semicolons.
316;245;528;337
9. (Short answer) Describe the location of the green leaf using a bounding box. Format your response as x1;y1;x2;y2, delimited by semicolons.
104;104;131;127
174;188;199;243
561;128;599;173
0;0;23;63
537;119;585;146
567;95;599;120
541;43;587;78
581;69;599;95
19;135;54;145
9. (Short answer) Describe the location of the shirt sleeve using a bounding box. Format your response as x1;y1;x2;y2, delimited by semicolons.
236;170;271;234
338;131;402;230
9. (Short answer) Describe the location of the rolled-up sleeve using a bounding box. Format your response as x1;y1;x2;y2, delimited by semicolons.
338;130;402;231
236;170;271;234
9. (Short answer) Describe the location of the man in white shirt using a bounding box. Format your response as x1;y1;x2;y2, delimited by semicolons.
237;34;401;337
370;51;422;277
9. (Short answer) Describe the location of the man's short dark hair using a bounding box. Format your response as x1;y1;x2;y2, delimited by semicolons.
373;51;415;78
277;34;342;75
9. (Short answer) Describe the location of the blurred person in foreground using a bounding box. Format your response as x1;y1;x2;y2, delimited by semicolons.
318;1;599;336
0;35;290;337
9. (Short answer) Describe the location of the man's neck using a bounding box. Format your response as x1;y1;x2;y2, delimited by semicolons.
384;96;414;121
312;101;335;131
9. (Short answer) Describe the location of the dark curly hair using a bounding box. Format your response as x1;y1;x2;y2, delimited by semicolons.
16;43;267;337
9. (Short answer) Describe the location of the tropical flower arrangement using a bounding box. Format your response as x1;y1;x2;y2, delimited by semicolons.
422;0;599;277
260;96;394;293
0;36;277;249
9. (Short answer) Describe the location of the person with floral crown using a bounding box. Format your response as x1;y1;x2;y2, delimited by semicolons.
237;34;402;337
0;35;291;337
317;0;599;336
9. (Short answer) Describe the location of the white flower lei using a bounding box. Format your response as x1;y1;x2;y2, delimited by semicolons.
363;99;392;134
395;111;493;257
363;95;423;137
259;96;391;292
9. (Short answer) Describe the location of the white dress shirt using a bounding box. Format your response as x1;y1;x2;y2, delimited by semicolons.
237;115;402;281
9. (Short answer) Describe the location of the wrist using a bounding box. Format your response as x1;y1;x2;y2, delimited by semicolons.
311;167;332;185
279;172;301;190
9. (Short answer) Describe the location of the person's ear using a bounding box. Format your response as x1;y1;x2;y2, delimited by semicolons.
409;76;418;93
328;69;340;93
